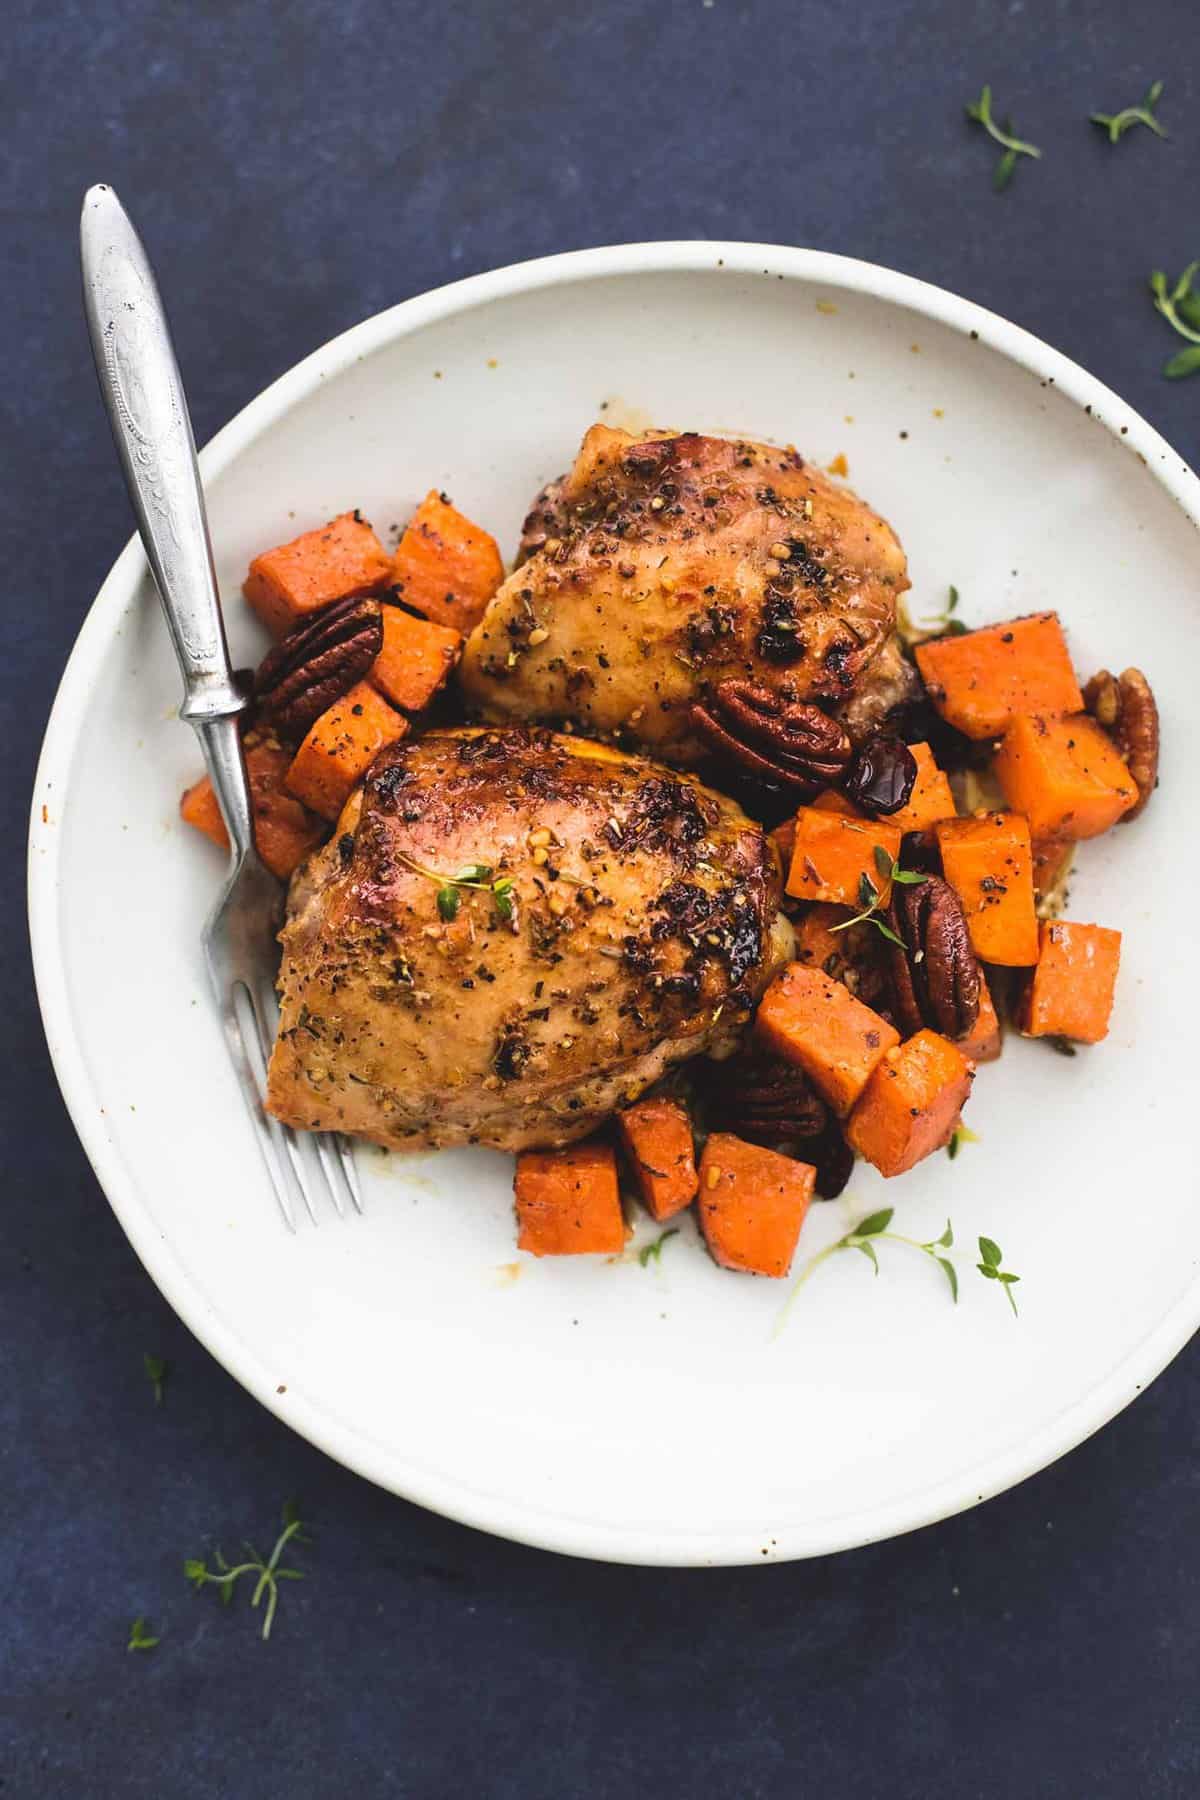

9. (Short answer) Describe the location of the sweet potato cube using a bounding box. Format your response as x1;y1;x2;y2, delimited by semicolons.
792;903;852;978
915;613;1083;739
371;605;463;713
615;1097;698;1222
886;743;957;833
785;808;903;907
284;680;408;820
755;964;900;1117
515;1140;625;1255
180;732;325;880
810;788;863;818
959;970;1002;1063
391;490;504;635
698;1132;815;1277
243;511;392;638
1032;836;1075;905
846;1030;974;1177
936;812;1039;966
1020;920;1122;1044
994;713;1137;840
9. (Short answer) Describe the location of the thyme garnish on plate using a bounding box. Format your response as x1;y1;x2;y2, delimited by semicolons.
638;1229;679;1268
977;1236;1021;1315
828;846;926;947
394;851;516;924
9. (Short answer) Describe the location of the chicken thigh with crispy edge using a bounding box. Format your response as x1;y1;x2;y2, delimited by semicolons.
266;726;790;1153
458;425;917;765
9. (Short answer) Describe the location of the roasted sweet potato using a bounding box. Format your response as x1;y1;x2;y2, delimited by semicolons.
615;1097;698;1222
846;1030;974;1176
915;612;1083;740
936;812;1039;966
284;680;408;819
886;742;956;833
784;807;903;908
391;490;504;635
959;970;1002;1062
371;605;464;713
1032;836;1076;906
1020;920;1122;1044
697;1132;815;1277
243;511;392;638
994;712;1137;840
180;730;326;880
515;1139;625;1255
810;788;862;818
755;964;900;1117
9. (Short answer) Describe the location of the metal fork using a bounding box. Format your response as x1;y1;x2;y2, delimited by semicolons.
79;183;361;1230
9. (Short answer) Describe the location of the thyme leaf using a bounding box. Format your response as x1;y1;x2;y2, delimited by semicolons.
185;1502;308;1641
1091;80;1166;144
966;86;1042;190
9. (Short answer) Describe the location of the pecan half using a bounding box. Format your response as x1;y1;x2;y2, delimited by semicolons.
887;876;981;1040
1083;667;1158;821
704;1049;828;1147
253;596;384;740
812;1125;855;1200
691;679;851;791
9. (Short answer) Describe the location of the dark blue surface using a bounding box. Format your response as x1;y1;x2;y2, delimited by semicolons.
5;2;1199;1795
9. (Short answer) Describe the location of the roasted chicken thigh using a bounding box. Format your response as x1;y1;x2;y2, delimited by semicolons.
266;727;789;1152
459;426;916;766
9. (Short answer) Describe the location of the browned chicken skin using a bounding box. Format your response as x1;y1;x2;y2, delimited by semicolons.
266;727;789;1153
459;425;915;765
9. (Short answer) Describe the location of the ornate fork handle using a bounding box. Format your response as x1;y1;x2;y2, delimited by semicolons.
79;183;254;860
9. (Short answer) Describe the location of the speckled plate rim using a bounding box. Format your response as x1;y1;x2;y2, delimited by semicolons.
29;241;1200;1565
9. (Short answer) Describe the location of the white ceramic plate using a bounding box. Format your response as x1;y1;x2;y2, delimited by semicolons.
31;243;1199;1565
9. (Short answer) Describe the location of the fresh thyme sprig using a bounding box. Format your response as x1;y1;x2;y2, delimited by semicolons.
185;1501;308;1641
143;1353;168;1407
127;1616;160;1652
898;585;968;647
977;1236;1021;1315
946;1123;980;1160
394;851;516;924
828;845;926;947
788;1210;959;1308
1091;80;1166;144
966;86;1042;190
1149;263;1200;380
638;1229;679;1268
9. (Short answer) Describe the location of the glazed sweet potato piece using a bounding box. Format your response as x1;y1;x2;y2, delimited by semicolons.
370;605;464;713
698;1132;815;1277
284;680;408;819
615;1097;698;1222
846;1030;974;1177
243;511;393;638
994;713;1137;840
936;813;1039;966
886;743;957;833
756;964;900;1117
784;808;903;907
1020;920;1122;1044
180;731;326;880
515;1139;625;1255
959;970;1002;1063
1032;836;1076;906
915;613;1083;739
810;788;862;819
391;490;504;635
